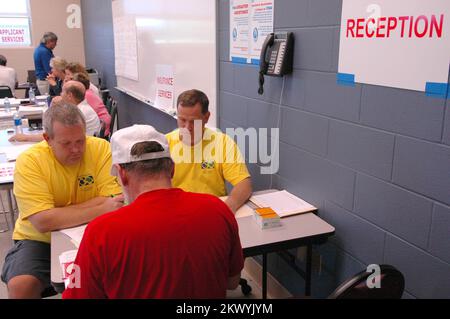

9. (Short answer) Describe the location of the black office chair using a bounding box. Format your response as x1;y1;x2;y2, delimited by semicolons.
109;99;118;136
104;96;113;114
0;86;14;98
25;70;40;97
96;119;107;140
328;264;405;299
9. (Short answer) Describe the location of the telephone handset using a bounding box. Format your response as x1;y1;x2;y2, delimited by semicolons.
258;32;294;95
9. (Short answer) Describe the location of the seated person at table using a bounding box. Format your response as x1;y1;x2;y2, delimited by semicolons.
9;81;101;143
0;54;18;97
72;72;111;136
166;89;252;213
63;125;244;299
47;56;67;97
1;102;123;299
64;62;101;98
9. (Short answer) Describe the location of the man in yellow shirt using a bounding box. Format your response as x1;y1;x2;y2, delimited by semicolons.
1;102;123;299
166;89;252;213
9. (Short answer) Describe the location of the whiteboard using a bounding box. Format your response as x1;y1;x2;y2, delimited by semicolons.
111;0;217;126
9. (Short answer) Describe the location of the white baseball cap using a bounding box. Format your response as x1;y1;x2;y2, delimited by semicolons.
110;124;171;176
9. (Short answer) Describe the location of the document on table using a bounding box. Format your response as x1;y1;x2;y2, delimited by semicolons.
249;190;317;218
0;143;36;161
60;224;87;248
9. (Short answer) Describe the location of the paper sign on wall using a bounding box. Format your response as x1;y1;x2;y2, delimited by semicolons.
249;0;274;64
0;18;31;46
154;64;175;113
230;0;274;64
338;0;450;97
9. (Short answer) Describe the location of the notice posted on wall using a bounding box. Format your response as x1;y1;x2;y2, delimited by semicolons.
112;1;139;81
338;0;450;96
230;0;250;64
154;64;175;113
249;0;274;65
0;17;31;46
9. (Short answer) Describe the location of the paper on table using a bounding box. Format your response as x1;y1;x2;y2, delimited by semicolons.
60;224;87;247
249;190;317;218
219;196;254;219
0;161;15;183
0;143;36;161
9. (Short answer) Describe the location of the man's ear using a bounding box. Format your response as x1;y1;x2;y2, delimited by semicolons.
203;111;210;124
170;162;175;178
43;133;50;143
117;165;129;186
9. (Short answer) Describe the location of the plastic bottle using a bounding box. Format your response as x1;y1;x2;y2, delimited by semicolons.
29;86;36;104
13;111;23;134
4;97;11;113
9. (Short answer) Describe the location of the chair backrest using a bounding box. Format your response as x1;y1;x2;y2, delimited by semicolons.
86;68;100;87
104;96;113;114
96;119;106;139
328;264;405;299
0;86;13;98
27;70;37;84
109;100;118;136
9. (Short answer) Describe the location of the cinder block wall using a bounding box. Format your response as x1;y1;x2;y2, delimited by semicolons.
219;0;450;298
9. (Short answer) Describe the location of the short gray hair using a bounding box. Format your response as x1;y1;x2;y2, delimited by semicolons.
40;32;58;44
49;56;67;72
43;101;86;138
119;141;174;178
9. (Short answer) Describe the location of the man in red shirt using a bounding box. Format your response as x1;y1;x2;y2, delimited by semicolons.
63;125;244;299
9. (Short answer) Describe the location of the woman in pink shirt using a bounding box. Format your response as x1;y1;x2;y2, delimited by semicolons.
73;72;111;137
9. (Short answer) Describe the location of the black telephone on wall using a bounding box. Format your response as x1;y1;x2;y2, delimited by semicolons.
258;32;294;95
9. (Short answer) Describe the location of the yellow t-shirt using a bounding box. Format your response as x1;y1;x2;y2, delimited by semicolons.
166;128;250;197
13;137;122;244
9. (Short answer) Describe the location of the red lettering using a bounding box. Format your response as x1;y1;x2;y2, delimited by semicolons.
356;18;364;38
430;14;444;38
414;15;428;38
376;17;386;38
346;19;355;37
158;90;172;99
398;16;409;37
387;17;397;37
366;18;376;38
409;16;414;37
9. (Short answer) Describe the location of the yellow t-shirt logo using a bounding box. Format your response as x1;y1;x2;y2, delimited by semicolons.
78;175;95;187
201;160;215;169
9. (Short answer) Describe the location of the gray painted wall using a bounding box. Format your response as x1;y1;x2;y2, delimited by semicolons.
81;0;450;298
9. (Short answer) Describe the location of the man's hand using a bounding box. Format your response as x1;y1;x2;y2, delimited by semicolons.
225;178;252;213
100;195;125;214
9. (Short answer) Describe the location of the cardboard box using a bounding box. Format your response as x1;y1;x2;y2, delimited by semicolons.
253;207;281;229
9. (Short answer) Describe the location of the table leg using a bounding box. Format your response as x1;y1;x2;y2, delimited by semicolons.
305;243;312;296
0;210;8;232
262;253;267;299
7;189;14;229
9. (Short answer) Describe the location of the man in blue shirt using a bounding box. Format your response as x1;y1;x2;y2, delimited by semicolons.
33;32;58;95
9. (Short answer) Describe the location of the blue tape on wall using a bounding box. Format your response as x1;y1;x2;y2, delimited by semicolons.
425;82;448;99
250;58;260;65
337;73;355;87
231;57;248;64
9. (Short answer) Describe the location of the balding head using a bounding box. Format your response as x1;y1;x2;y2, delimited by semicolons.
62;80;86;104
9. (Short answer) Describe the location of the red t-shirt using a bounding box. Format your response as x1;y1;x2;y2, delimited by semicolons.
62;188;244;299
